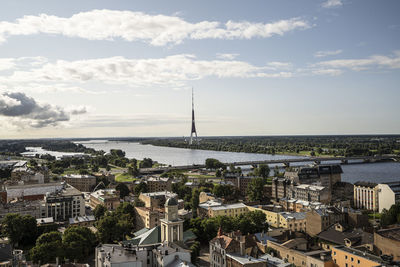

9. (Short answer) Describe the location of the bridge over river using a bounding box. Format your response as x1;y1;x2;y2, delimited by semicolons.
139;155;398;174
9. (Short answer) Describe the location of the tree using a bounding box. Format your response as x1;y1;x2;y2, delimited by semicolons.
1;214;37;247
134;181;148;195
215;169;222;177
381;203;400;226
191;189;200;217
63;226;97;262
190;241;201;263
110;149;125;158
116;183;130;199
97;215;119;243
139;158;153;168
247;178;266;202
205;158;224;170
31;231;64;264
254;164;270;178
93;204;107;220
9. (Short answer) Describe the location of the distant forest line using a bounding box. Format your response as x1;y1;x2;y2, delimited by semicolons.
1;135;400;157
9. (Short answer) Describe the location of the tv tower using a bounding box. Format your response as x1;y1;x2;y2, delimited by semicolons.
189;87;198;145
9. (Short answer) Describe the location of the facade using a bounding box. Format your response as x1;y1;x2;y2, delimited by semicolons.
63;174;96;192
139;191;178;209
146;177;172;192
95;244;144;267
209;231;260;267
266;240;308;267
225;253;267;267
354;181;396;212
331;246;386;267
271;178;294;202
373;227;400;261
134;206;162;231
207;203;249;218
198;199;223;217
40;184;85;221
318;165;343;190
306;207;344;237
152;242;193;267
0;200;41;219
90;189;120;210
279;212;307;232
293;184;330;204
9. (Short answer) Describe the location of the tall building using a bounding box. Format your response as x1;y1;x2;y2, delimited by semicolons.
160;198;183;243
353;181;398;212
189;87;198;145
40;184;85;222
63;174;96;192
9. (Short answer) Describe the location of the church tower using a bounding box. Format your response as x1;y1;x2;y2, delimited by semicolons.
160;198;184;243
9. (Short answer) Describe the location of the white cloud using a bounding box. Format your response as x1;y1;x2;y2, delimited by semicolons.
322;0;343;8
216;53;239;60
314;49;343;58
267;61;293;70
0;9;311;46
0;54;293;89
315;51;400;71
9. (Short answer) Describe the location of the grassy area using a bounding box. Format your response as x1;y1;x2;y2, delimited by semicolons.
367;212;382;219
186;173;216;179
115;172;137;182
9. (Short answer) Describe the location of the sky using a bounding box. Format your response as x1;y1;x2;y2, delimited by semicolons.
0;0;399;139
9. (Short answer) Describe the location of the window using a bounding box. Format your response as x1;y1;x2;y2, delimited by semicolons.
334;252;336;255
357;260;360;264
345;255;348;259
351;257;354;262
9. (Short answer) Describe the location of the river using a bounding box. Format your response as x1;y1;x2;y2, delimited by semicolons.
76;141;400;184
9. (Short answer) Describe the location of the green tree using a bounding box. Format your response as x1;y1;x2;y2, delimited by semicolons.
215;169;222;177
63;226;97;262
134;181;148;195
254;164;270;178
116;183;130;199
2;214;37;247
93;204;107;220
191;189;200;217
247;178;266;202
31;231;64;264
97;215;119;243
139;158;153;168
205;158;225;169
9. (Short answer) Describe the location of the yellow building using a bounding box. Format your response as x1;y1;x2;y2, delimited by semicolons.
331;246;385;267
208;203;248;218
247;206;306;231
247;206;281;227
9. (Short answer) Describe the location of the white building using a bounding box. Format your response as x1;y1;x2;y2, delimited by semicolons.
354;181;397;212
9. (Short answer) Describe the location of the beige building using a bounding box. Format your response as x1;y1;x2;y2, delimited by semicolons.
90;189;120;210
134;206;162;230
63;174;96;192
306;207;344;237
207;203;249;218
248;206;306;231
331;246;386;267
139;191;178;209
374;227;400;261
146;177;172;192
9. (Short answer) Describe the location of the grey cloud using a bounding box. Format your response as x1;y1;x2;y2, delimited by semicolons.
0;92;86;128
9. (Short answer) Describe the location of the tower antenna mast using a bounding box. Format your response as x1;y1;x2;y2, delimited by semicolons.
189;87;198;145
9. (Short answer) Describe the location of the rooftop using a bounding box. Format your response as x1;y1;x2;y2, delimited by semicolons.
280;212;306;220
97;244;139;264
354;181;378;188
376;227;400;241
69;215;95;224
209;202;247;211
333;246;386;264
63;174;95;179
226;253;267;265
296;184;325;191
141;191;177;198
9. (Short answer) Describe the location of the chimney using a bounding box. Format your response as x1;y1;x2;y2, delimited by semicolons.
239;236;245;256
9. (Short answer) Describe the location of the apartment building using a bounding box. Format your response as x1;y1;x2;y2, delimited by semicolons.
90;189;120;210
40;184;85;222
63;174;96;192
146;177;172;192
331;246;387;267
374;227;400;261
354;181;397;212
207;203;249;218
139;191;178;209
306;207;344;237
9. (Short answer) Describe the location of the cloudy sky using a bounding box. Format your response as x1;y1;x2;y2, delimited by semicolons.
0;0;399;138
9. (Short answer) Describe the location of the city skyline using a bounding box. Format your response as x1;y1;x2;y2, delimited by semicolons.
0;0;400;138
